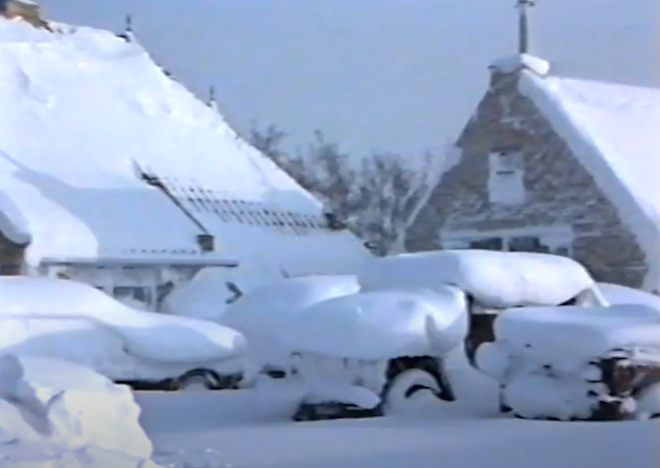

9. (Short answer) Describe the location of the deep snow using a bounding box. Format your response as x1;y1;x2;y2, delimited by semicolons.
138;352;660;468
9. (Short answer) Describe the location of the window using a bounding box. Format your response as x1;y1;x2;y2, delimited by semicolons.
468;238;503;251
508;236;549;253
488;151;525;205
442;227;573;257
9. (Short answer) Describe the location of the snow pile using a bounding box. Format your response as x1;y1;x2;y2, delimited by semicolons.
221;275;359;368
162;264;284;322
490;53;551;76
281;287;468;360
475;304;660;419
358;250;596;307
0;354;159;468
518;71;660;291
0;277;247;381
0;18;369;275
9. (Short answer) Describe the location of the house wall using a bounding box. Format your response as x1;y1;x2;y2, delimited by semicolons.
406;70;647;288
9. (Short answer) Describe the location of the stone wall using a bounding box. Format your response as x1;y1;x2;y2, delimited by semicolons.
406;69;647;288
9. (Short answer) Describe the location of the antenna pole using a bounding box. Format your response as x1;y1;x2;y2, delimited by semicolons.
515;0;535;54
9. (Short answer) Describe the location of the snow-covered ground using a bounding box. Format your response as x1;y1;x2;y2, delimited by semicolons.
137;354;660;468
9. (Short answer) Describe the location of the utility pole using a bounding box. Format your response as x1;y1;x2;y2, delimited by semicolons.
515;0;535;54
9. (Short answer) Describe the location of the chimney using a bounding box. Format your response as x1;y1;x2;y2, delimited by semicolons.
1;0;50;30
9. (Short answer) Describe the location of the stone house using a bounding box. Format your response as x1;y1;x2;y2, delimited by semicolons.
406;53;660;291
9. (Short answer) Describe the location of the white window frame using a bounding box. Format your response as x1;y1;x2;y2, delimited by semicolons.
440;225;574;256
488;150;525;205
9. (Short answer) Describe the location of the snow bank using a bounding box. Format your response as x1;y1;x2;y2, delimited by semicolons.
280;287;468;361
494;304;660;362
489;53;551;76
0;278;247;379
162;264;283;322
0;354;159;468
220;275;359;366
358;250;595;308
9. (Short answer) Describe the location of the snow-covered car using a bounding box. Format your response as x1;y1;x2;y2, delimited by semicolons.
278;287;467;421
0;353;160;467
357;249;605;365
220;275;360;377
474;304;660;421
0;277;247;391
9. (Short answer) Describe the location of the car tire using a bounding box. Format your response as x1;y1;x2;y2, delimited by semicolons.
381;368;443;415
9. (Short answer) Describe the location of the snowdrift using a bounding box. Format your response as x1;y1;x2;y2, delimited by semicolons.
0;278;246;380
281;288;468;360
358;250;597;307
0;354;159;468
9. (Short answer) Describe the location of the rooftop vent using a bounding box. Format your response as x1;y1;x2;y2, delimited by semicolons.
1;0;51;30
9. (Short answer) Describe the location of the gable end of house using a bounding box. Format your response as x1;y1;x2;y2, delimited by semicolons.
406;64;648;288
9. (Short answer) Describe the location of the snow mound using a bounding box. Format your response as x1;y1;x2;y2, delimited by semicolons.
0;277;246;367
280;287;468;360
358;250;595;308
0;354;159;468
162;265;284;322
495;304;660;361
489;53;551;76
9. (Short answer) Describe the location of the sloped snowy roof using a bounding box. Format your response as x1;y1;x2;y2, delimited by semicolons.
515;56;660;289
0;19;369;274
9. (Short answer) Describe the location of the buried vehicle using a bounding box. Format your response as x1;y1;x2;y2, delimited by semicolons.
277;288;467;421
220;275;360;378
0;277;247;391
474;304;660;421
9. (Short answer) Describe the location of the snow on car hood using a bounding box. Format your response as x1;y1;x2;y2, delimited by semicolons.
358;250;596;308
279;287;468;361
494;304;660;362
0;277;246;364
597;282;660;310
221;275;360;340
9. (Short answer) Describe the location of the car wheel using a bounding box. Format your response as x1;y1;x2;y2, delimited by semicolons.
382;368;443;415
172;369;222;391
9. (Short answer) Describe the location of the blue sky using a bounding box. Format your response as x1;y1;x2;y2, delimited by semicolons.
41;0;659;156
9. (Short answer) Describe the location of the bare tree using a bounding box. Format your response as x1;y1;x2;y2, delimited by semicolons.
249;123;438;256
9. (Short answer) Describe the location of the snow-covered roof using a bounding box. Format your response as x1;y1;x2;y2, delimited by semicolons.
510;55;660;290
0;19;370;274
